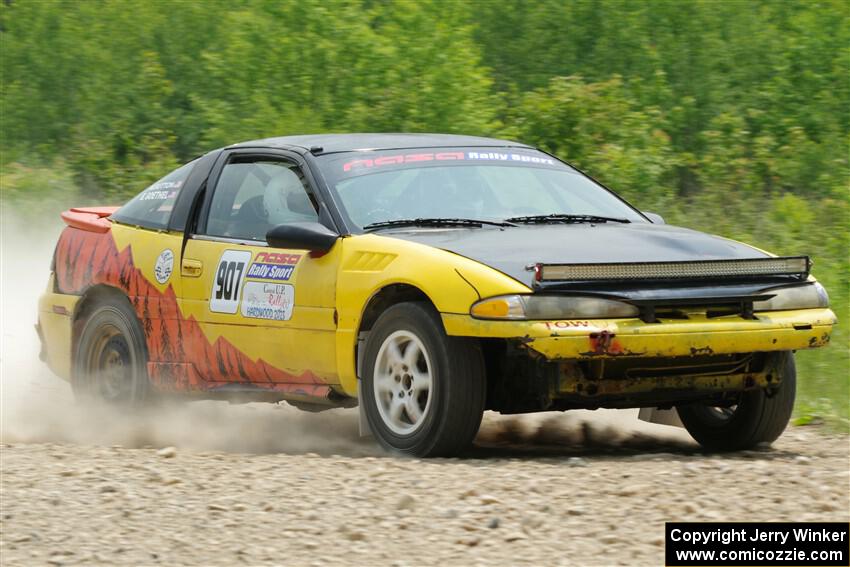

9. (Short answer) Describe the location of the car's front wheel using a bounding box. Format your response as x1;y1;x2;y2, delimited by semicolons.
676;351;796;451
361;302;485;457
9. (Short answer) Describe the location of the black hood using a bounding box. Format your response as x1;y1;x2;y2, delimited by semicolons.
386;222;769;288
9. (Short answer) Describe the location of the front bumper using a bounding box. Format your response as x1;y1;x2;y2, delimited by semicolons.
442;308;836;360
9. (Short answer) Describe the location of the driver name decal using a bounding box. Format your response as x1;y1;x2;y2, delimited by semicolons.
138;180;183;201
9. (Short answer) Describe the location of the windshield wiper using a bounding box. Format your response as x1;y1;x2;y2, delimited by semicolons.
363;218;516;231
505;214;631;224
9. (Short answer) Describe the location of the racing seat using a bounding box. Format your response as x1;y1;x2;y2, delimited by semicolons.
263;168;318;225
228;195;269;240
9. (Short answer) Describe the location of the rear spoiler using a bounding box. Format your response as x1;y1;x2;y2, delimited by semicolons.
60;206;120;233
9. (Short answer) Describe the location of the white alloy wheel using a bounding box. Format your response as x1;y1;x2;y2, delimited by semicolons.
373;330;433;435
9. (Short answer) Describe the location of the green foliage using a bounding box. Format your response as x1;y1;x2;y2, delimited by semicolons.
1;0;847;427
1;0;495;191
509;75;680;211
0;160;80;208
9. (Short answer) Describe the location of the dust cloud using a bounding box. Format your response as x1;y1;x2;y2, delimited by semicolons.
0;205;691;458
0;207;376;456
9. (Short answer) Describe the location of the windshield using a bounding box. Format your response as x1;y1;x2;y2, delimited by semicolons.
317;148;646;229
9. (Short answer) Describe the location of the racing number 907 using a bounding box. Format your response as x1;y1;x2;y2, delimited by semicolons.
209;250;253;314
215;261;245;301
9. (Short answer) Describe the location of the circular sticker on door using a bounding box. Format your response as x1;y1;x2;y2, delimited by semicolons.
154;249;174;284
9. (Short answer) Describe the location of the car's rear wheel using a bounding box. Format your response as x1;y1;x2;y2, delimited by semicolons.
676;351;796;451
361;302;485;457
73;295;152;406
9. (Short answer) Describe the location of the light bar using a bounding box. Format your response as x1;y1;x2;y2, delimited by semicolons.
536;257;810;282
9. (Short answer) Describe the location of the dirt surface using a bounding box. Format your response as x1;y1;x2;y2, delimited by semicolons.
1;410;849;567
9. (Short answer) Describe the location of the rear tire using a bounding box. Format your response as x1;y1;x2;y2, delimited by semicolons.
361;302;485;457
676;351;796;451
73;294;152;407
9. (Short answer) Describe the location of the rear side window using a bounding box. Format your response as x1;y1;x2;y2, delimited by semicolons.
112;160;196;229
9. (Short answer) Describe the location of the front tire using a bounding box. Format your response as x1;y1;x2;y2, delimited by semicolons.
676;351;796;451
73;294;152;406
361;302;485;457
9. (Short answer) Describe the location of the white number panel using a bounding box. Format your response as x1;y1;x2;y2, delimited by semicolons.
209;249;252;314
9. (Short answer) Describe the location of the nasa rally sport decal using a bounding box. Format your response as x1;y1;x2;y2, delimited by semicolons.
245;251;301;282
154;249;174;284
210;250;252;314
240;282;294;321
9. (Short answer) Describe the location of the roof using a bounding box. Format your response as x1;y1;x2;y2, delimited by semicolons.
230;133;532;154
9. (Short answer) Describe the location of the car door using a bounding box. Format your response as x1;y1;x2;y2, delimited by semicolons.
178;150;340;388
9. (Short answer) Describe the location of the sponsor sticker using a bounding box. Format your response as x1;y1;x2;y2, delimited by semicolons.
341;151;556;172
240;282;294;321
210;250;252;314
467;151;555;165
154;249;174;284
246;251;301;282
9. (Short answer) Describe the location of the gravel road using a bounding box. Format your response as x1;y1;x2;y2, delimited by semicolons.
2;406;848;567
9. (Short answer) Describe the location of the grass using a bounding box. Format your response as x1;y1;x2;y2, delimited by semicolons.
794;291;849;432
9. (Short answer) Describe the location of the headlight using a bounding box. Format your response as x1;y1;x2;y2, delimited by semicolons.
470;295;639;320
753;282;829;311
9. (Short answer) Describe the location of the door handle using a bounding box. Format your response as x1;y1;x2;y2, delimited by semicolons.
181;258;203;277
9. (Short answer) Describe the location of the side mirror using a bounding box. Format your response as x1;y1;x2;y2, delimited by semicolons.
643;211;665;224
266;222;338;253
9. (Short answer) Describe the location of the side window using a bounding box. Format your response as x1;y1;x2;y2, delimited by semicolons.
205;158;318;242
112;160;196;229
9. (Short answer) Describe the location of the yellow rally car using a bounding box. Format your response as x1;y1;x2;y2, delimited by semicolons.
38;134;836;456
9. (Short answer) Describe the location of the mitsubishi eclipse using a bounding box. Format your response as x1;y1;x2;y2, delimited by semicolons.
37;134;836;456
